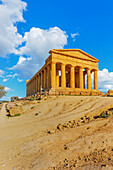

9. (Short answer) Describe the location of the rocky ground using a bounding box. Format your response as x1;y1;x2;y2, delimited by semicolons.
1;96;113;169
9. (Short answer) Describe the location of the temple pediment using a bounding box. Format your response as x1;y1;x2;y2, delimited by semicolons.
50;49;99;63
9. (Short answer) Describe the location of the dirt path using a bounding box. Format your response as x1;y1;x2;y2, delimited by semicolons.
0;104;8;127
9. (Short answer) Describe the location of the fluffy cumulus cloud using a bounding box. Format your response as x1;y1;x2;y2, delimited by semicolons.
11;27;68;78
85;69;113;92
19;27;68;57
1;0;112;94
0;0;27;57
0;0;68;79
98;69;113;92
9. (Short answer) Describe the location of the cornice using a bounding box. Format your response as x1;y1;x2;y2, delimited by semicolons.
49;49;99;62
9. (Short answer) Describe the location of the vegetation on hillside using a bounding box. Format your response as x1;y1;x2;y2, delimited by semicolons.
0;85;7;99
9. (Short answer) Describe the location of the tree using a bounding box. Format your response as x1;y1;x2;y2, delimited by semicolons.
0;85;7;99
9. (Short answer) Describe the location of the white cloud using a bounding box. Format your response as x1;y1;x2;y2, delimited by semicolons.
17;56;27;65
3;78;7;82
85;68;113;92
0;0;27;57
12;73;18;79
17;78;23;82
6;73;18;79
0;1;68;79
5;87;11;92
11;27;68;79
71;32;79;38
98;69;113;92
71;32;79;42
19;27;68;57
0;69;4;77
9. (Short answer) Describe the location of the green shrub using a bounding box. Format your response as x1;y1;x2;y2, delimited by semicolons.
31;106;35;109
101;112;111;118
37;97;41;100
35;113;38;116
11;114;20;117
29;98;34;101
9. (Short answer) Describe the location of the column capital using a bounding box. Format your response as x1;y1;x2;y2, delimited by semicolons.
86;68;91;71
51;61;56;64
44;67;47;71
47;64;50;68
71;65;75;68
61;63;66;66
94;69;98;72
79;66;84;69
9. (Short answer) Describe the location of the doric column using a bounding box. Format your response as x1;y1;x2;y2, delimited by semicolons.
47;65;50;89
94;70;98;90
51;61;56;88
36;76;37;93
70;66;75;88
44;68;47;90
27;84;28;96
37;75;39;92
34;79;35;94
79;67;83;89
28;84;29;96
30;81;32;95
38;75;40;92
56;70;59;87
35;77;36;94
87;68;91;89
34;78;35;94
29;83;30;95
40;72;43;91
83;72;86;89
32;81;33;94
61;63;66;88
31;82;32;95
34;77;36;93
33;79;35;94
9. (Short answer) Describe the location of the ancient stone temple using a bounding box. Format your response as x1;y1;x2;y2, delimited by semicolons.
26;49;102;96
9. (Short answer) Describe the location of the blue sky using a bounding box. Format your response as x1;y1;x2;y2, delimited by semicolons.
0;0;113;100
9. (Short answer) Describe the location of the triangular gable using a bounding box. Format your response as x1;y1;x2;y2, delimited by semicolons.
49;49;99;63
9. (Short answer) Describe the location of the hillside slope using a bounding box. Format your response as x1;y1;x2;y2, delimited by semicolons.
1;96;113;169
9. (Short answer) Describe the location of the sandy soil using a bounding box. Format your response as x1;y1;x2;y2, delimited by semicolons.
1;96;113;169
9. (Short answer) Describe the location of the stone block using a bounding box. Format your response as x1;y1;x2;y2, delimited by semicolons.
9;106;23;116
